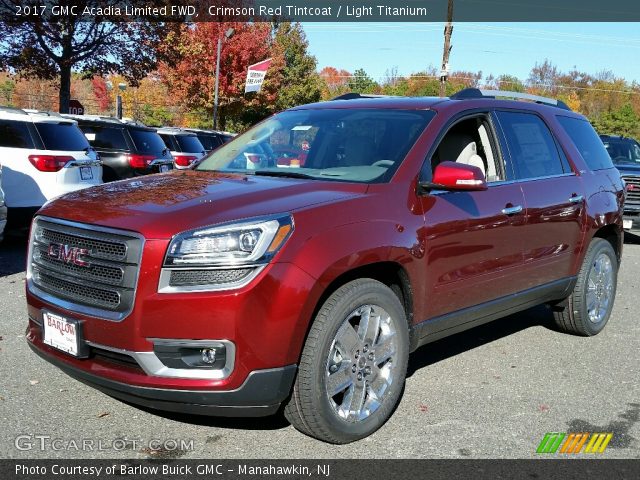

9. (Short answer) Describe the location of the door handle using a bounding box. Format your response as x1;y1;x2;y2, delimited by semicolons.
569;195;584;203
501;205;523;215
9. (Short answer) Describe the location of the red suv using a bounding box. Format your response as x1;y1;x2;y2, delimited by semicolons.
26;89;624;444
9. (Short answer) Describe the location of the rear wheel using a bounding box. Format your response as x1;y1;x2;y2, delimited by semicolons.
285;279;409;444
552;238;618;336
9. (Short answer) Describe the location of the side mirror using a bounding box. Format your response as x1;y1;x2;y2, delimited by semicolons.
420;161;487;192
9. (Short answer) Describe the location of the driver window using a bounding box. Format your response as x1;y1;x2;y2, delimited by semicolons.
430;116;504;183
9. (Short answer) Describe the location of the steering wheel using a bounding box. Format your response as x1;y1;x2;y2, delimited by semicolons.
371;160;394;167
613;156;633;164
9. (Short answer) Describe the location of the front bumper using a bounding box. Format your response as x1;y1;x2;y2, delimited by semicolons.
27;328;296;416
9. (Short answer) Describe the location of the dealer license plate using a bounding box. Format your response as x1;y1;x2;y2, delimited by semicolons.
80;166;93;181
623;219;632;230
43;312;79;356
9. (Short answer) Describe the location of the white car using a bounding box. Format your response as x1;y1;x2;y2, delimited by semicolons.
0;108;102;227
157;127;206;169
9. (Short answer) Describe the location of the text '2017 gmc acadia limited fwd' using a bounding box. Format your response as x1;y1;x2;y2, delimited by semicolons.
26;90;624;444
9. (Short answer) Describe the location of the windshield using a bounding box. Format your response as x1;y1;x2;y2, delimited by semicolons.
602;138;640;165
196;108;435;183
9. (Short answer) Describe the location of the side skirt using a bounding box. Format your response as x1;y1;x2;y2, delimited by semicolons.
410;276;577;350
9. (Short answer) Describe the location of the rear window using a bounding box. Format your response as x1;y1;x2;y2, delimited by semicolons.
0;120;34;148
557;116;613;171
159;134;178;151
80;125;128;150
176;134;204;153
34;122;90;151
196;134;222;151
129;128;167;154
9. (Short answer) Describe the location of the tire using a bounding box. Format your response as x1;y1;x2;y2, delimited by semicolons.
552;238;618;336
284;279;409;444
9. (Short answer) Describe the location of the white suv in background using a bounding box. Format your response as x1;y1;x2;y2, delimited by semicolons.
0;108;102;227
157;127;206;169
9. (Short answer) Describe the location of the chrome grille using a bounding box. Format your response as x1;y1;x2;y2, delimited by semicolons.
28;217;143;321
623;175;640;207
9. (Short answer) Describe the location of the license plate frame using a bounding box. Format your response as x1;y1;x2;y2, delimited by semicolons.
42;311;87;357
623;219;632;230
79;166;93;181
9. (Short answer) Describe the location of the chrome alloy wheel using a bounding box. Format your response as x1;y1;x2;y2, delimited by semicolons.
324;305;398;423
586;252;614;324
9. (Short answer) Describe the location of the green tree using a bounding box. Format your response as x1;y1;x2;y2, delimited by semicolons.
269;22;322;111
591;104;640;137
347;68;378;94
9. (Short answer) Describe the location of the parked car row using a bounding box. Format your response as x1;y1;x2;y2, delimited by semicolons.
0;107;233;238
600;134;640;232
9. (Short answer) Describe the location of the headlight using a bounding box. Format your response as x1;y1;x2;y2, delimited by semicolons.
164;215;293;267
159;215;293;293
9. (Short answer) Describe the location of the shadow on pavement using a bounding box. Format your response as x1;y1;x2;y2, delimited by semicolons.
0;230;28;277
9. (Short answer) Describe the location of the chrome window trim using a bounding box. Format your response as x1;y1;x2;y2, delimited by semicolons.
85;339;236;380
27;215;145;322
488;172;576;187
157;265;266;294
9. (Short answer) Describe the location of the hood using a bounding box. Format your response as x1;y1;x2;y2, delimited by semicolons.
39;170;367;239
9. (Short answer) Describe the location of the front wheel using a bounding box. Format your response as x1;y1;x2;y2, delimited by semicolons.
552;238;618;336
284;279;409;444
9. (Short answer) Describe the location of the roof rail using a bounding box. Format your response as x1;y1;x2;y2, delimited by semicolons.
331;93;393;101
24;109;63;117
450;88;571;111
0;106;27;115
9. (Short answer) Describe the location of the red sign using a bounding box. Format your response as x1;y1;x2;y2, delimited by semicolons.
68;99;84;115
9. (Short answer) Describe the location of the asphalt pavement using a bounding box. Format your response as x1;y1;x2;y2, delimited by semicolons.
1;230;639;459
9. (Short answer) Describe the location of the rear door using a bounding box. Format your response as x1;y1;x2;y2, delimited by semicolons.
494;110;585;288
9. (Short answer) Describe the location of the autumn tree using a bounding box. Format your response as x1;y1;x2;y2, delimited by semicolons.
320;66;351;99
0;1;180;112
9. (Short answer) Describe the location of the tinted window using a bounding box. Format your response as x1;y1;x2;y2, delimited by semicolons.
129;128;167;154
599;137;639;166
80;125;128;150
558;117;613;170
496;112;564;180
176;134;204;153
159;134;178;151
34;122;90;151
197;134;222;151
196;108;435;184
0;120;34;148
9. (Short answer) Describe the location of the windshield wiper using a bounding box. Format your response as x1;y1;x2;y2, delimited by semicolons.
254;170;316;179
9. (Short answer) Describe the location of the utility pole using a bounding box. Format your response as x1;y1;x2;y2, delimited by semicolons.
439;0;454;98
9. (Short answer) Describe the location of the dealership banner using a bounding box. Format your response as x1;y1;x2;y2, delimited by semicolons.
244;58;272;94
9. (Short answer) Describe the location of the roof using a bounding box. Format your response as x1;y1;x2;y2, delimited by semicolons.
156;127;198;136
0;107;77;124
289;89;578;116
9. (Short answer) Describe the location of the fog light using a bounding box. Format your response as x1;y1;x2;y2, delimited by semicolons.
201;348;217;364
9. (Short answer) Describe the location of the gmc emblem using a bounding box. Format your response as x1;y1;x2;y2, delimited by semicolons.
48;243;89;267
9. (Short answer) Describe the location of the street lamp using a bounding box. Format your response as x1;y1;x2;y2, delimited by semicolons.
213;27;235;130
